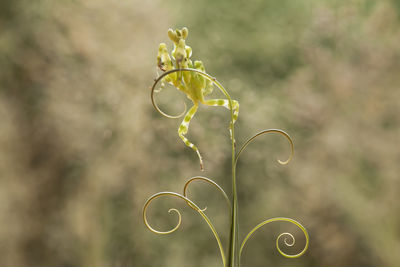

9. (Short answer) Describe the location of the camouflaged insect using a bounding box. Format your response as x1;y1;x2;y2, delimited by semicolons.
156;27;239;170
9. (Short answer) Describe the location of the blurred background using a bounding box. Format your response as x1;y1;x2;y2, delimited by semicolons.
1;0;399;266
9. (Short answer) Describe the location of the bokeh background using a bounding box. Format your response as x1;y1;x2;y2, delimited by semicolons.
1;0;399;266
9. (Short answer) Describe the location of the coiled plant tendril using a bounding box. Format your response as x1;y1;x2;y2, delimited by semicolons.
143;27;309;267
142;191;227;266
151;70;187;119
183;176;231;212
240;217;309;259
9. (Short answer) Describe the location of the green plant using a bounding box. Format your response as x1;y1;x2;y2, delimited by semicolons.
143;27;309;267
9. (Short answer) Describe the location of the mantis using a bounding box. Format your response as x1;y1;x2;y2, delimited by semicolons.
155;27;239;170
145;27;309;267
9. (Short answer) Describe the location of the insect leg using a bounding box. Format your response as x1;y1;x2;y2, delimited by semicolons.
203;99;239;123
203;99;239;144
178;104;204;170
203;99;239;142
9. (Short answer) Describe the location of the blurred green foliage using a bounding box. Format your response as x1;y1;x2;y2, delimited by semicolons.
0;0;399;267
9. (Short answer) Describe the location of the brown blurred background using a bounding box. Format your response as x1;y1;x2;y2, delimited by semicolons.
1;0;399;266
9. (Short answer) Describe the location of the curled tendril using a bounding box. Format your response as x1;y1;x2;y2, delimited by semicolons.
142;191;226;266
183;176;231;212
279;232;295;247
151;73;187;119
235;129;294;166
240;217;309;259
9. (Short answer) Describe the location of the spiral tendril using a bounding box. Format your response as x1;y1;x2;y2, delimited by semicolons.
183;176;231;213
235;129;294;166
279;232;295;247
240;217;309;259
142;191;226;266
151;72;187;118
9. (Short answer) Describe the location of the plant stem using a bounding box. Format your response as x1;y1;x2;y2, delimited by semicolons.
228;119;239;267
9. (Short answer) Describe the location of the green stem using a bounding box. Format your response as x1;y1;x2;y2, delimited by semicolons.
229;140;239;267
229;105;239;267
